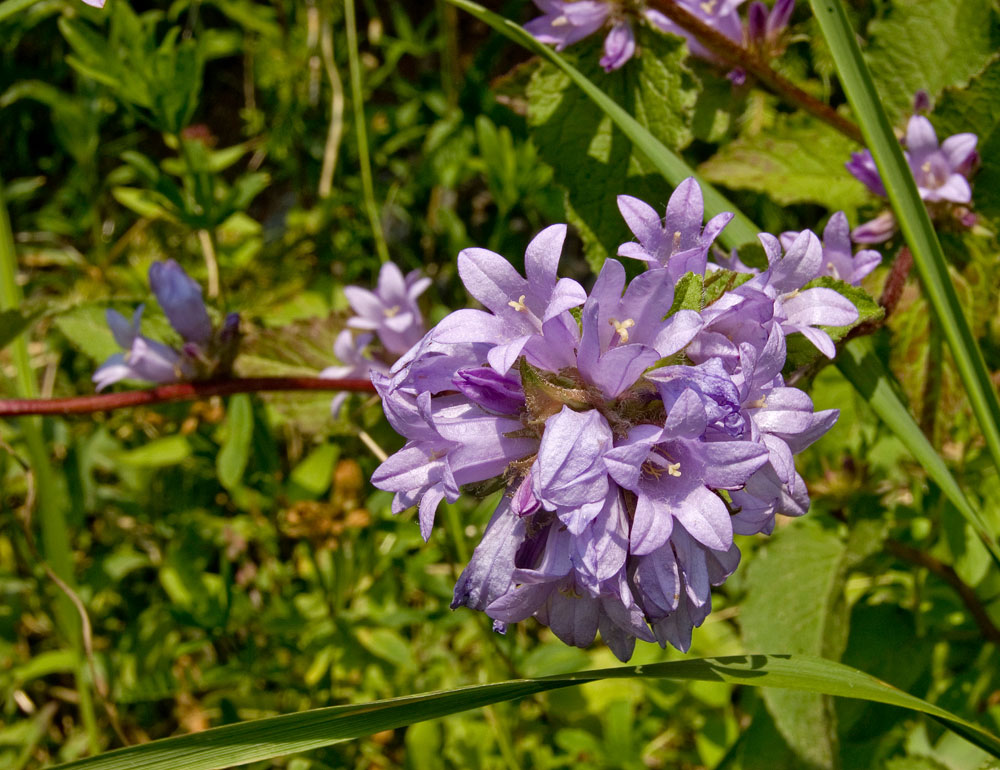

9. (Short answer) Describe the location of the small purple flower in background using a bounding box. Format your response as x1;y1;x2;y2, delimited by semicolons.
781;211;881;286
646;0;745;61
847;113;979;242
344;262;430;357
80;0;105;6
94;260;239;390
524;0;632;71
322;262;430;416
371;179;855;660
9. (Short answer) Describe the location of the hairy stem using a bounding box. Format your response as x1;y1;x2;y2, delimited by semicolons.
0;376;377;417
645;0;863;144
886;540;1000;645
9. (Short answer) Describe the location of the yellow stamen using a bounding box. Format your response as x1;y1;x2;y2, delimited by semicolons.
672;230;682;252
384;305;400;318
609;317;636;344
508;295;528;312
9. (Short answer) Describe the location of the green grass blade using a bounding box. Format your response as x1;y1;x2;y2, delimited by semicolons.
50;654;1000;770
837;337;1000;565
444;0;759;252
0;0;38;25
809;0;1000;481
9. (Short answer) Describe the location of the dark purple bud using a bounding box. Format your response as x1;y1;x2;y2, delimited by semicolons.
767;0;795;37
747;2;768;43
956;207;978;228
727;67;748;86
149;260;213;345
453;367;525;415
956;149;980;177
912;90;931;114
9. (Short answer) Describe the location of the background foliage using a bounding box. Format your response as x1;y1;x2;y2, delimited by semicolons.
2;1;1000;768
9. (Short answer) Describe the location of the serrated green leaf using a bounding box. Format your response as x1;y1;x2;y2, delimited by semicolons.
216;394;253;491
527;29;698;270
703;268;754;308
740;521;850;768
698;114;868;213
50;654;1000;770
865;0;999;123
668;272;704;315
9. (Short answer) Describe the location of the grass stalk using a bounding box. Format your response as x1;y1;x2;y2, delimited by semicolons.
809;0;1000;484
344;0;390;263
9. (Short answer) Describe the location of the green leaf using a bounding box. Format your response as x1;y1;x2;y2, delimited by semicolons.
216;394;253;491
668;272;704;316
933;57;1000;223
50;655;1000;770
810;0;1000;485
53;305;120;363
835;336;1000;566
865;0;999;123
527;29;697;269
698;115;868;213
287;443;340;500
115;436;192;468
445;0;760;253
740;521;850;768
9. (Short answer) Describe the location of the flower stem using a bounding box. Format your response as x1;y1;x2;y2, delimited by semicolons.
0;376;377;417
645;0;863;144
344;0;391;263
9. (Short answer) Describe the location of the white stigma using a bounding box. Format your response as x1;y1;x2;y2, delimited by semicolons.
508;295;528;312
672;230;682;253
384;305;400;318
667;462;682;477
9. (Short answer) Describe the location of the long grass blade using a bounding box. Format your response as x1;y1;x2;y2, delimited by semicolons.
50;654;1000;770
808;0;1000;482
444;0;760;252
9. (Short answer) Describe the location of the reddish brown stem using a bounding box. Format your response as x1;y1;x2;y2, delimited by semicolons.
645;0;864;144
0;377;377;417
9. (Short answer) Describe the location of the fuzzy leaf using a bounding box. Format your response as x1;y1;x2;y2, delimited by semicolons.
527;29;698;270
865;0;1000;123
740;520;850;768
698;115;868;213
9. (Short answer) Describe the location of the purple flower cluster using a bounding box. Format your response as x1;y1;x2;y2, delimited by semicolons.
525;0;794;74
371;179;858;660
94;260;239;390
847;114;979;242
322;262;430;415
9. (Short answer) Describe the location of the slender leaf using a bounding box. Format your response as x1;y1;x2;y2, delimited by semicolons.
0;0;37;24
836;336;1000;566
216;394;253;490
809;0;1000;484
51;655;1000;770
443;0;760;252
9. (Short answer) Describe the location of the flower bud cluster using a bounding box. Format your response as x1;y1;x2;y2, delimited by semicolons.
94;260;240;390
371;179;861;660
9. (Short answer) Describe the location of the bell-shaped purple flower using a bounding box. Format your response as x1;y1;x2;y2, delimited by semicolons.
93;261;237;390
345;262;430;357
781;211;881;285
524;0;612;52
645;0;745;61
617;178;733;281
148;259;213;345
